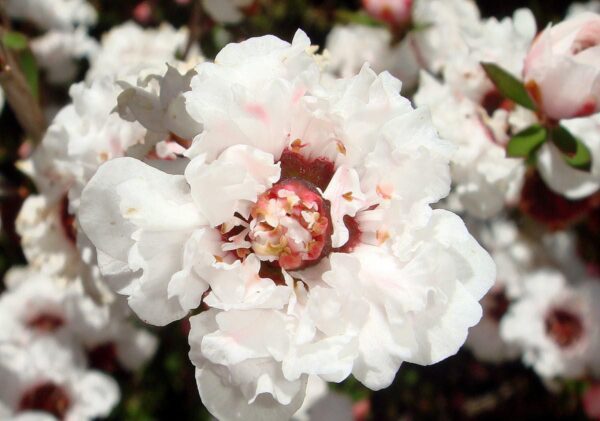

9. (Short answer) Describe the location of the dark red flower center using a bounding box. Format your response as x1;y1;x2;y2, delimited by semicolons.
520;170;600;231
60;196;77;245
483;287;510;323
247;178;333;271
219;145;363;271
19;382;71;420
481;89;513;116
26;312;65;333
87;342;120;373
545;308;584;348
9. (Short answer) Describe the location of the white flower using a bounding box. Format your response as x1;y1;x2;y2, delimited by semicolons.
443;9;537;104
414;72;525;218
325;0;483;91
500;270;600;379
410;0;482;74
0;337;119;421
22;78;147;301
542;231;589;282
568;1;600;17
325;23;423;90
31;28;99;85
79;30;494;419
5;0;97;31
202;0;254;24
0;268;105;348
16;195;87;281
465;218;538;363
536;113;600;200
414;10;537;218
325;25;393;79
30;78;146;207
86;22;192;82
0;268;157;373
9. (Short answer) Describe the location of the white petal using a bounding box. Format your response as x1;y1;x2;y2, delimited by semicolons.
185;145;281;227
323;166;367;248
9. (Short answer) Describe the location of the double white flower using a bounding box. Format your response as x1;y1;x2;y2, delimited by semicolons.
78;30;495;419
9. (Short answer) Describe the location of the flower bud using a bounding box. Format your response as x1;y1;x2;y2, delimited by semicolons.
362;0;412;28
523;13;600;120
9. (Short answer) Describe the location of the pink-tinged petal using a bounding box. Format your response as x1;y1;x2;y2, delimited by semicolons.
524;13;600;119
534;56;600;120
185;145;280;227
323;167;367;248
362;0;413;27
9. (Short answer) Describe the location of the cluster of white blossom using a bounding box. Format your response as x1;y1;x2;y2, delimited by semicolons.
0;268;156;420
324;0;600;407
326;0;600;390
1;0;600;419
0;7;198;420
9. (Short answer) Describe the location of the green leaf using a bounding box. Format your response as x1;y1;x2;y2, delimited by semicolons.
335;10;382;27
481;62;537;110
2;31;28;51
507;124;547;158
551;125;592;171
18;51;39;100
411;21;434;32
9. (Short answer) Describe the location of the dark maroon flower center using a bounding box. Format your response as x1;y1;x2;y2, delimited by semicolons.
483;287;510;323
26;313;65;333
279;147;335;191
220;145;362;271
481;89;513;116
545;308;584;348
19;382;71;420
60;195;77;245
520;170;600;231
87;342;120;373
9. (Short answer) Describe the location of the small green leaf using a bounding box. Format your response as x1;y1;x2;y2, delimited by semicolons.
2;31;28;51
481;62;537;110
507;124;547;158
551;125;592;171
18;50;39;99
411;21;434;32
335;10;382;27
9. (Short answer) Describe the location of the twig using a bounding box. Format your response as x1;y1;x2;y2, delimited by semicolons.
0;25;47;144
0;0;10;30
183;0;203;59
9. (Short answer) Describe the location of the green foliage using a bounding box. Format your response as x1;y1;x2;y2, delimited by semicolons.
334;10;383;27
18;51;39;99
1;31;39;99
551;125;593;172
507;124;547;159
481;62;536;110
2;31;28;51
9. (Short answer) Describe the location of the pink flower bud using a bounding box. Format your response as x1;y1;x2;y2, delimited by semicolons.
352;399;371;421
523;13;600;121
362;0;413;28
584;384;600;420
133;1;153;23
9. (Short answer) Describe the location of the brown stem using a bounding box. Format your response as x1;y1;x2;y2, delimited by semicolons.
0;27;47;144
183;0;202;59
